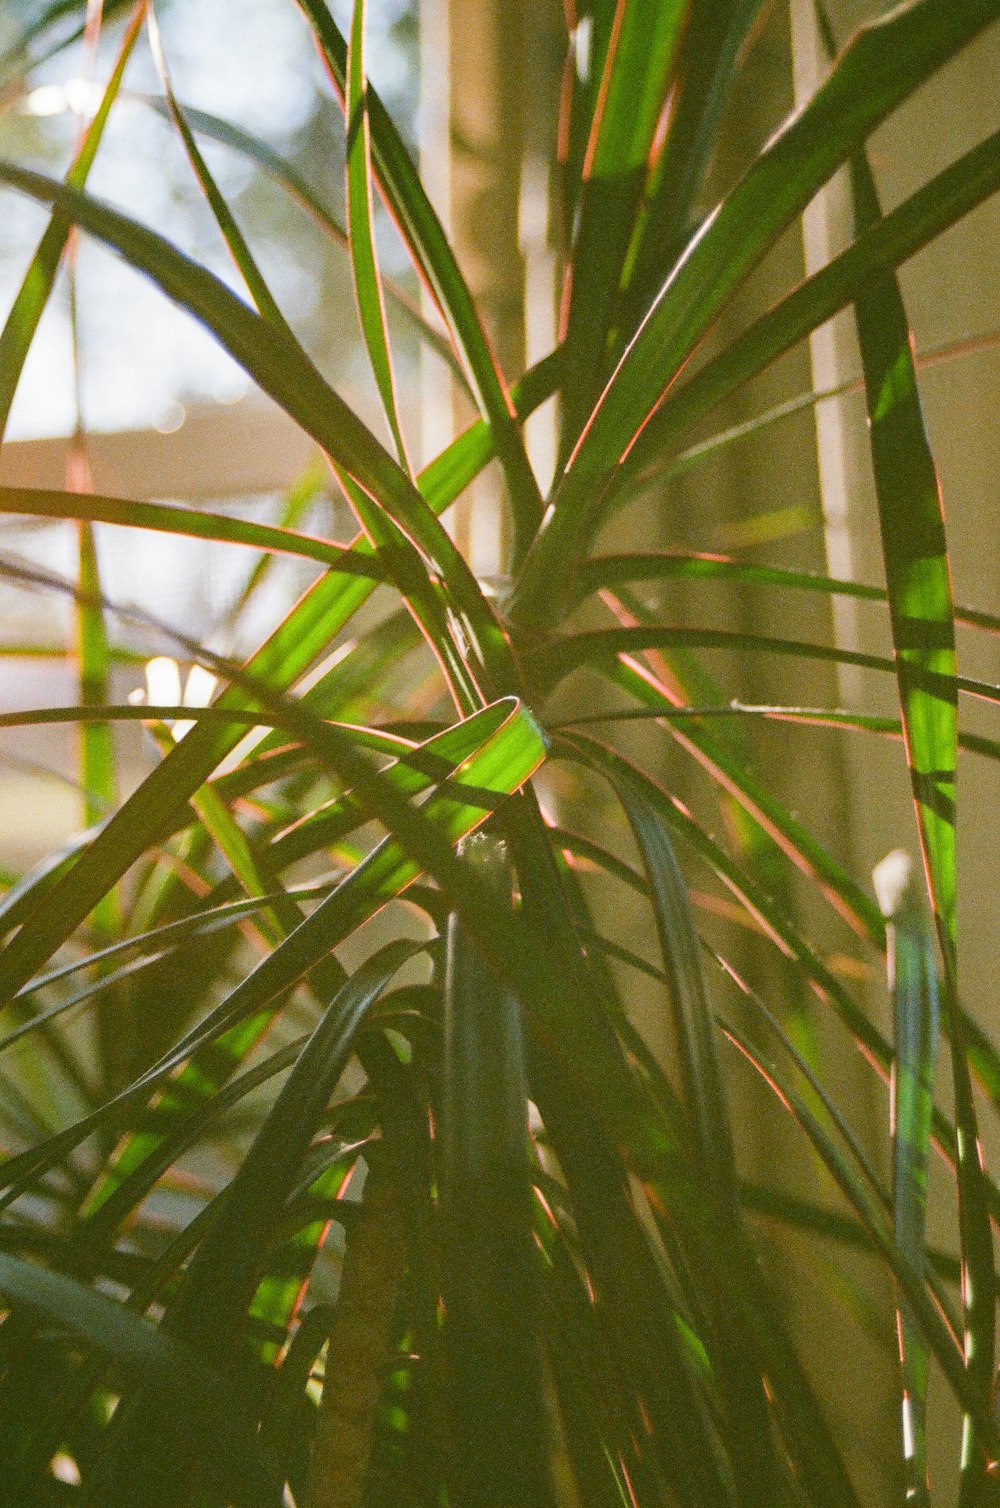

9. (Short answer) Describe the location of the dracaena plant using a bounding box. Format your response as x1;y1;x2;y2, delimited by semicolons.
0;0;997;1504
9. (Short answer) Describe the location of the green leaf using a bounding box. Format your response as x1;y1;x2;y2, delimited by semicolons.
0;1253;271;1507
441;833;554;1507
558;0;688;450
564;0;1000;487
0;159;512;696
572;549;1000;637
1;698;546;1216
0;0;134;84
0;484;381;576
0;1;144;442
146;6;289;330
554;738;865;1507
138;95;467;380
619;0;767;337
168;940;420;1361
513;103;1000;624
345;0;411;469
872;853;940;1505
294;0;544;564
719;1015;994;1450
0;347;557;995
624;124;1000;503
849;154;958;978
608;774;734;1196
549;696;1000;767
848;140;996;1503
739;1180;960;1289
537;623;1000;727
601;770;780;1496
0;186;557;1008
257;1299;336;1492
74;518;116;831
559;2;619;228
555;729;887;1106
555;730;1000;1245
537;1193;658;1507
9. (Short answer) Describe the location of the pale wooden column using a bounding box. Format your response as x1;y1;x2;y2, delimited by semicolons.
419;0;562;575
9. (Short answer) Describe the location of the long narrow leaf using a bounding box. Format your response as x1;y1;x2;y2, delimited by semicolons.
619;0;766;338
604;769;781;1497
0;1;145;441
146;5;288;329
563;0;999;488
0;1253;271;1506
0;160;512;693
295;0;545;563
441;833;553;1507
0;166;539;1005
345;0;410;470
719;1019;993;1446
513;121;1000;622
873;852;940;1505
849;140;996;1502
137;95;467;380
572;550;1000;636
558;0;688;451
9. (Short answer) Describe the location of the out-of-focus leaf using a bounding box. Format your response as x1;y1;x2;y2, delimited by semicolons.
0;698;546;1209
0;1253;271;1507
1;10;145;1005
0;345;559;1015
556;737;863;1507
739;1180;960;1288
720;1017;992;1447
0;172;551;1006
147;5;288;329
171;942;418;1358
257;1299;335;1492
0;0;134;83
138;96;467;380
0;160;512;695
137;14;493;722
559;1;619;226
873;852;939;1505
308;1166;407;1508
554;731;1000;1238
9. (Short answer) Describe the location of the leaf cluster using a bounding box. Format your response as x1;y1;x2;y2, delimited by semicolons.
0;2;998;1505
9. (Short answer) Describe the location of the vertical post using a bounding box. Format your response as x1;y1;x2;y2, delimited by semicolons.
418;0;560;576
788;0;862;701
